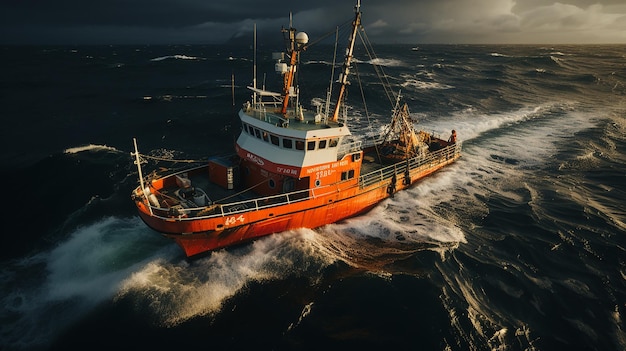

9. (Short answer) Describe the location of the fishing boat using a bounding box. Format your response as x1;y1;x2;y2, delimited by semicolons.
131;1;461;258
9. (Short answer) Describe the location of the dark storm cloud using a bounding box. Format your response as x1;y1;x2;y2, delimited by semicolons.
2;0;288;27
1;0;625;44
0;0;348;44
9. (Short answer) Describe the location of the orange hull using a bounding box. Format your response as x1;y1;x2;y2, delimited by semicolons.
134;154;458;257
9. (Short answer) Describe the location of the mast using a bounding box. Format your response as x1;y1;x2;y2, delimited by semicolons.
280;31;299;115
132;138;153;215
279;13;308;116
330;0;361;123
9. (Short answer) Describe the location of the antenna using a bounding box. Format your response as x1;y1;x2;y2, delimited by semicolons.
253;23;257;104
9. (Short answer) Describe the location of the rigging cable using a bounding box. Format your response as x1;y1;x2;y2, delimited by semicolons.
304;19;353;48
358;27;396;106
138;153;207;163
325;26;340;122
353;24;399;163
352;59;384;164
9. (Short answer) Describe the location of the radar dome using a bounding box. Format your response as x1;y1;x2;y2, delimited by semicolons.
295;32;309;45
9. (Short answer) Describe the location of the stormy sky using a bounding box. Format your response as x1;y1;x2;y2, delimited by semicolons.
1;0;625;45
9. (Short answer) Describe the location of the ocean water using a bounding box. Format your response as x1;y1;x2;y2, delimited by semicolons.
1;43;625;350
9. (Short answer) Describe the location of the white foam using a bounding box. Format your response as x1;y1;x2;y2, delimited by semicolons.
150;54;199;62
367;57;405;67
115;230;331;326
63;144;119;154
427;103;607;351
297;104;599;272
287;302;314;331
401;79;453;90
0;217;163;349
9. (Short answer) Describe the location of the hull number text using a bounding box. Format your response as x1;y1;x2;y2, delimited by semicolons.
225;215;245;226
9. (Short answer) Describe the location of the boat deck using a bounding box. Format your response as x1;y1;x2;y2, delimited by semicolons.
184;148;387;206
143;140;460;218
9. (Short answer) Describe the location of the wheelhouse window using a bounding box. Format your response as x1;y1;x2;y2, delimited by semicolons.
282;138;293;149
319;140;327;149
307;141;316;151
329;138;339;147
341;169;355;180
270;134;279;146
295;140;305;150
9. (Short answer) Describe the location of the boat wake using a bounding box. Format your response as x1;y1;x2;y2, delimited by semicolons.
420;104;609;351
0;217;167;349
284;100;608;350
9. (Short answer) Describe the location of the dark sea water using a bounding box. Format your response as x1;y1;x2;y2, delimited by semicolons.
1;43;625;351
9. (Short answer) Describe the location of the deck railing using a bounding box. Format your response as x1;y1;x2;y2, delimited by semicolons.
148;181;339;220
359;142;461;188
145;142;461;221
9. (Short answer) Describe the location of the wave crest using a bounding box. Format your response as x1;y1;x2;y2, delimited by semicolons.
64;144;120;154
150;54;199;62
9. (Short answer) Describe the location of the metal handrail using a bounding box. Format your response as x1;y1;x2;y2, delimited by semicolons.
358;142;461;188
144;142;461;221
146;181;340;221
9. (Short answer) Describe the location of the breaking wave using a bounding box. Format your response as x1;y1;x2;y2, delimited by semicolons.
150;54;200;62
64;144;121;154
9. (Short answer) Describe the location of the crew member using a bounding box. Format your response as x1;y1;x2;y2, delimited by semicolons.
448;130;457;144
